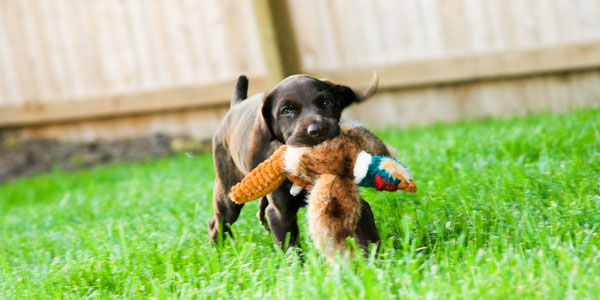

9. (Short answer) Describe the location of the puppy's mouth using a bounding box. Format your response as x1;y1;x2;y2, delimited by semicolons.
286;123;340;147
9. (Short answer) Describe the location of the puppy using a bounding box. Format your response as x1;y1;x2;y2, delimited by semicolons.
208;74;388;250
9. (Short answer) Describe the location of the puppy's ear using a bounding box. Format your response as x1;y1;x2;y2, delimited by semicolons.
332;85;361;109
354;72;378;101
260;91;280;142
331;72;378;109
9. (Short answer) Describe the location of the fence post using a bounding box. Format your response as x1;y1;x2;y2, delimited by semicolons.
252;0;301;88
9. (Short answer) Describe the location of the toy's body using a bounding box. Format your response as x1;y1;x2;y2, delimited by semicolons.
229;133;416;257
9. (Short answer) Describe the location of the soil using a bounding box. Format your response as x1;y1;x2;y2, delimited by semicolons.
0;134;209;184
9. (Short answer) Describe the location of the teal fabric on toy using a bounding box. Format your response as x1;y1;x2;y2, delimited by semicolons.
358;155;401;187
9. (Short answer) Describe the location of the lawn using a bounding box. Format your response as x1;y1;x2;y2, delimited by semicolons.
1;108;599;299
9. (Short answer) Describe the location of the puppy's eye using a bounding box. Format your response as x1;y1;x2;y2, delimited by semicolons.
322;99;333;107
280;107;292;116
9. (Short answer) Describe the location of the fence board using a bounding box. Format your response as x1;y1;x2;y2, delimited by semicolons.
19;0;45;99
0;77;268;127
2;41;599;127
1;0;600;139
0;0;264;105
309;41;600;89
375;0;405;62
463;0;490;52
0;4;19;104
342;70;600;129
440;0;467;55
252;0;301;86
288;0;600;70
532;0;559;46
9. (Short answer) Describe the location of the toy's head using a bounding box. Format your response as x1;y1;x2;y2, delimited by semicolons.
355;153;417;193
376;157;417;192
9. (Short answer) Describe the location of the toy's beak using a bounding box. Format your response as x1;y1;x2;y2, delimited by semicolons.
398;179;417;193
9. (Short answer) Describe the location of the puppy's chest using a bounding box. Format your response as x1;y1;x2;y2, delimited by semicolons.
248;141;283;172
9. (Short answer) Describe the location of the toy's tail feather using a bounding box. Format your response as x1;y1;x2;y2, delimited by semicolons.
307;174;338;255
308;175;361;259
229;145;288;204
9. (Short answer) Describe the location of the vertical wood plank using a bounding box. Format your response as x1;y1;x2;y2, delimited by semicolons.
355;0;387;65
510;0;538;48
374;0;405;63
159;0;193;84
55;1;86;97
89;1;116;93
146;0;178;87
133;0;164;88
50;0;78;98
286;0;320;70
201;0;230;80
1;1;28;102
398;0;427;60
220;0;252;77
0;1;20;104
238;0;266;76
531;0;559;46
462;0;491;53
327;0;365;67
575;0;600;41
555;0;581;42
111;0;138;92
37;0;68;99
124;0;156;89
484;0;507;50
495;0;518;49
310;0;340;70
72;0;94;96
419;0;445;57
77;0;104;96
96;0;122;93
439;0;468;55
181;0;212;83
252;0;301;86
19;0;51;101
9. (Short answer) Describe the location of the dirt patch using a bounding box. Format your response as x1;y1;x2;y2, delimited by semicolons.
0;134;209;183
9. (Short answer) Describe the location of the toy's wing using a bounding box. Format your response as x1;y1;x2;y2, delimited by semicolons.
229;145;288;204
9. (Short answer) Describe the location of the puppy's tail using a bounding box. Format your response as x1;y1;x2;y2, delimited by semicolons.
231;75;249;107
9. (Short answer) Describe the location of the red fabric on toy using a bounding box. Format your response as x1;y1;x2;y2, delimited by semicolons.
374;174;398;191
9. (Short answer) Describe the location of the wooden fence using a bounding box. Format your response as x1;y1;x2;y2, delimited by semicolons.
1;0;600;141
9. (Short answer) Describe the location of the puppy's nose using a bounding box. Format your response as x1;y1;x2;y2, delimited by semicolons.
307;123;329;137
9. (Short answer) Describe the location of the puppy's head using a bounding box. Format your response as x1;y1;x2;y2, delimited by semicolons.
261;74;377;147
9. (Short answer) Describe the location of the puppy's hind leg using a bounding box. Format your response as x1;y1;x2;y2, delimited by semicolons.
209;178;244;243
354;199;381;252
257;196;270;232
208;143;245;243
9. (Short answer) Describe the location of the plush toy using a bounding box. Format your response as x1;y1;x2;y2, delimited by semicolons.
229;134;416;257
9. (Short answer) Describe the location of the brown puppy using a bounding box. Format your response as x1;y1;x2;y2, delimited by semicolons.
208;74;388;250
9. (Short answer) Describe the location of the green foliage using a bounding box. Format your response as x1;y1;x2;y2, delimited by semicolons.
1;108;599;299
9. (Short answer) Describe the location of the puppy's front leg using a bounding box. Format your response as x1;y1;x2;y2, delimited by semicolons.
264;181;305;249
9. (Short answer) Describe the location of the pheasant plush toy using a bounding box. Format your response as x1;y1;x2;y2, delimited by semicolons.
229;133;416;257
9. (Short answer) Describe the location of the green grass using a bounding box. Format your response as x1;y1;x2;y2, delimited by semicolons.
1;108;599;299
